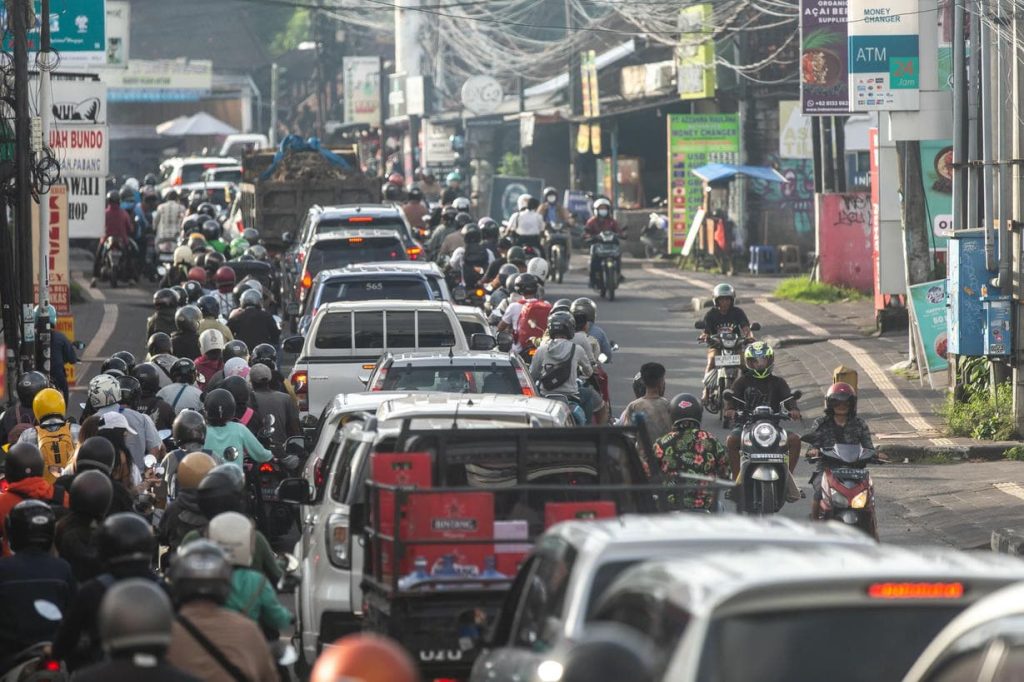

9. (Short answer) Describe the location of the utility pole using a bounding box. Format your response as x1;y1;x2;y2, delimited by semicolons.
269;63;279;146
12;0;33;374
565;0;579;190
36;0;53;378
313;0;326;138
1012;0;1024;432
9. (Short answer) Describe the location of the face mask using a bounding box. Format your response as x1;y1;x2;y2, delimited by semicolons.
597;209;609;218
546;195;556;204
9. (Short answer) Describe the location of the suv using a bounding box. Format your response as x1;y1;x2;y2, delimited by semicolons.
471;515;874;682
284;300;469;416
158;156;238;188
366;350;535;395
591;544;1024;681
200;165;242;184
278;394;573;666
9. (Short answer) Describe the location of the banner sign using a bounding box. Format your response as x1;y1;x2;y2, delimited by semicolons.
3;0;106;65
489;176;543;222
43;78;108;177
848;0;921;111
677;3;716;100
343;57;382;127
103;59;212;94
31;185;71;314
666;113;740;254
59;175;104;239
800;0;850;114
908;279;949;375
920;139;953;249
779;101;813;159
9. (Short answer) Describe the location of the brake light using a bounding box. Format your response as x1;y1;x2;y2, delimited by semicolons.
301;272;313;289
290;370;309;412
370;368;387;391
867;582;965;599
259;462;275;473
407;246;422;260
327;512;351;568
348;237;365;243
347;216;374;223
515;367;535;397
42;660;60;672
314;458;326;489
173;177;182;186
297;251;305;264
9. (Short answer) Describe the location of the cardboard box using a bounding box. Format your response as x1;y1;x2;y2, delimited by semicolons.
544;501;617;529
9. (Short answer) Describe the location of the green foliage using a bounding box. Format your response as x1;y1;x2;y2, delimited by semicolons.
802;29;842;50
270;9;311;57
942;382;1017;441
497;152;526;177
773;277;864;304
1004;445;1024;461
958;356;991;397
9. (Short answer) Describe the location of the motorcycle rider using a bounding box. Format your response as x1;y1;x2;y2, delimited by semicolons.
196;329;226;384
506;194;544;250
0;371;47;447
93;190;136;287
530;312;593;424
55;469;113;581
149;289;180;337
165;540;278;682
310;633;419;682
584;197;624;286
401;186;429;230
449;223;495;290
197;295;233;342
439;211;472;263
221;376;264;437
651;394;730;510
415;167;442;202
426;205;459;261
250;364;300;447
203;340;250;394
700;283;753;402
802;382;875;520
496;273;540;352
441;170;465;205
250;344;293;397
25;388;76;482
158;359;204;414
211;266;237;318
0;444;60;555
133;363;175;431
87;373;164;471
171;305;203;361
202;389;272;466
539;185;575;261
161;410;210;499
39;304;77;399
160;451;216;551
571;297;612;361
227;289;280;350
619;362;674;443
155;189;186;242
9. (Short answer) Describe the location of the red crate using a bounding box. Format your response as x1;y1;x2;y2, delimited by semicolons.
371;452;432;537
544;501;617;529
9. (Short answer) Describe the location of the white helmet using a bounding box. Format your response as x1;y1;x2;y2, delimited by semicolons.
453;196;471;213
124;177;140;192
173;245;193;266
517;194;533;210
199;329;225;355
207;512;255;567
223;357;250;380
88;374;122;409
593;197;612;211
527;257;549;279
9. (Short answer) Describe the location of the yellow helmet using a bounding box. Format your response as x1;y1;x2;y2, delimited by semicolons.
32;388;65;421
178;451;217;490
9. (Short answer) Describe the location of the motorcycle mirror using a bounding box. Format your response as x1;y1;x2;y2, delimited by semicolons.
694;320;706;330
277;642;298;667
155;466;165;476
157;265;168;277
72;340;86;351
223;447;239;462
273;315;282;330
611;342;620;352
598;353;609;364
791;390;803;401
157;429;172;441
722;389;735;402
143;454;158;469
496;332;514;353
264;414;277;428
750;322;761;332
279;552;300;573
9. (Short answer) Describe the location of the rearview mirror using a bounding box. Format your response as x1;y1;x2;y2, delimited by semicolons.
470;333;497;351
598;353;608;364
722;389;734;402
694;320;706;330
358;374;370;386
72;340;86;351
282;336;303;354
264;414;277;428
285;435;307;458
791;390;803;401
750;322;761;332
223;447;239;462
143;454;158;469
496;332;514;353
277;478;312;505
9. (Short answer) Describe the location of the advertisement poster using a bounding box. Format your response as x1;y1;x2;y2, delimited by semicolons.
104;1;129;66
343;57;382;128
800;0;849;115
920;139;953;249
43;78;108;178
104;59;213;102
666;113;740;254
2;0;106;66
908;279;949;375
31;185;71;314
677;3;716;100
848;0;921;111
489;176;543;222
779;101;813;159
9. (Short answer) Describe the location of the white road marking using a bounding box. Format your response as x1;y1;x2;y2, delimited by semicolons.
83;303;118;361
754;297;830;337
995;482;1024;502
72;273;104;301
643;264;712;291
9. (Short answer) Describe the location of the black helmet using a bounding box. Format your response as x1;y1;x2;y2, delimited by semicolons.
6;500;55;553
407;187;423;201
250;343;277;371
153;288;177;309
441;205;458;222
197;463;245;518
223;340;249;363
197;295;220;319
15;371;48;407
669;393;703;428
507;246;528;266
99;356;128;378
76;436;116;476
242;228;259;245
197;202;217;219
570;297;597;324
514;273;540;296
455;212;473;228
5;442;43;482
119;186;135;203
181;214;202;235
147;332;172;356
117;375;141;408
112;351;136;373
168;539;232;605
201;220;222;243
99;579;174;655
239;289;262;310
97;512;155;568
174;305;202;334
205;388;236;427
170;286;188;307
497;263;518;285
232;279;257;301
462;225;481;245
132;362;162;396
170;357;197;384
551;298;572;314
383;184;401;201
547;311;575;339
143;173;158;187
70;469;114;520
221;376;251;417
106;190;120;205
172;409;207;446
182;280;204;304
245;245;268;261
152;353;177;378
203;250;226;274
560;623;656;682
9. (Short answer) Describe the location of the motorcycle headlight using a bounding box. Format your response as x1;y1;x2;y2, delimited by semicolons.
850;490;869;509
752;423;778;448
831;491;850;509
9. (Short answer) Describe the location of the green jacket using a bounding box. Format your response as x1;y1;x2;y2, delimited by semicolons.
226;567;293;631
180;527;283;582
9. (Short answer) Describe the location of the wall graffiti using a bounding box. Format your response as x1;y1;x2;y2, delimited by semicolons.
818;192;874;293
749;155;816;254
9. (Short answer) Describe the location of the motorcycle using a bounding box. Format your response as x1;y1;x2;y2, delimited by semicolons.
100;237;132;288
156;238;176;266
0;643;65;682
724;390;802;516
695;321;761;427
813;444;879;539
588;231;621;301
643;198;669;259
543;222;570;283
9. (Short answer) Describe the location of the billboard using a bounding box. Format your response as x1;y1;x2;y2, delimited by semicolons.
848;0;921;111
43;78;108;177
800;0;849;114
31;185;71;314
343;57;382;128
3;0;106;66
779;101;813;159
677;3;716;100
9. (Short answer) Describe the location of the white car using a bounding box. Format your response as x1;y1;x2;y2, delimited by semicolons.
157;156;238;189
278;392;572;666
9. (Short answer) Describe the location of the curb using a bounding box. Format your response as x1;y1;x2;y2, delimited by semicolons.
877;441;1020;463
992;528;1024;556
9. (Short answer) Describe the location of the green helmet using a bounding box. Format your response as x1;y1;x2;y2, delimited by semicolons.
229;237;248;259
743;341;775;379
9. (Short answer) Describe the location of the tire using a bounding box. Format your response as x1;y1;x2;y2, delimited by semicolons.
756;480;778;515
605;266;618;301
644;242;659;259
107;260;117;288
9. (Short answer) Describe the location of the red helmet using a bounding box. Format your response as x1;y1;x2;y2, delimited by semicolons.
311;634;418;682
825;382;857;414
187;266;207;284
214;266;236;292
387;172;405;187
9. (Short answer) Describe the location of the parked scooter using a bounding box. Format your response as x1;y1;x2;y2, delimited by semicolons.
812;444;879;539
643;198;669;259
695;320;761;427
543;222;571;283
0;642;65;681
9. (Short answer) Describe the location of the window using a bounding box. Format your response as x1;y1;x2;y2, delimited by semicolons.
330;438;363;503
460;320;488;338
425;277;445;300
381;364;520;394
319;279;430;305
417;310;456;347
305;237;407;276
353;311;385;349
510;538;577;651
385;311;416;348
315;312;352;349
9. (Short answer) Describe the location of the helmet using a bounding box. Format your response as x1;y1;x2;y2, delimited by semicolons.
514;273;540;296
187;234;208;253
559;623;656;682
181;214;202;234
174;305;202;334
100;356;128;377
239;289;262;309
547;311;575;339
170;286;188;308
453;196;471;212
99;579;174;656
221;376;251;416
825;382;857;415
387;172;405;187
632;371;645;399
407;187;423;201
112;351;136;372
517;194;533;210
203;250;225;275
70;469;114;520
124;177;140;192
743;341;775;379
445;171;462;184
199;329;226;356
250;343;277;370
182;280;204;304
173;245;193;267
6;500;55;553
551;298;572;314
455;212;473;228
168;539;232;605
117;375;141;408
32;388;65;421
593;197;612;211
197;464;245;518
205;389;236;427
76;437;116;476
441;205;458;223
223;340;250;363
172;409;207;447
198;202;217;218
507;246;527;266
527;257;549;279
712;282;735;303
570;297;597;324
5;443;43;482
242;228;259;245
250;363;272;388
224;357;250;381
543;186;558;201
147;332;172;356
478;218;499;241
215;266;236;292
197;295;220;319
245;245;268;261
187;266;207;285
461;225;481;244
504;273;519;292
143;173;158;187
106;190;120;205
132;363;162;396
152;354;177;378
208;511;255;567
669;393;703;428
497;263;519;284
229;237;249;259
178;451;216;490
88;374;122;409
232;279;257;301
16;371;48;407
119;186;135;203
310;633;419;682
170;358;197;384
97;512;155;567
153;288;177;309
383;184;401;201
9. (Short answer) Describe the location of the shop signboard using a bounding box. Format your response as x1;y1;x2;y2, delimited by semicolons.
344;57;382;127
677;3;715;100
800;0;849;114
31;185;71;314
43;78;108;177
908;279;949;376
779;101;813;159
848;0;921;111
104;59;212;102
490;176;543;222
920;139;953;249
59;175;104;239
3;0;106;66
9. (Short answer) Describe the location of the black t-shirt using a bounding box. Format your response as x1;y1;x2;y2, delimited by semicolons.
702;306;750;334
726;374;794;413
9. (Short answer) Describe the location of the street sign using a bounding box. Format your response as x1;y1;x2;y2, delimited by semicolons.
2;0;107;66
103;59;213;102
43;78;108;177
103;0;129;66
461;76;503;116
848;0;921;111
31;185;71;314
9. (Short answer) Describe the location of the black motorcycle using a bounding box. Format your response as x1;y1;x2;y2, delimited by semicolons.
100;237;134;288
695;321;761;427
543;222;570;283
724;390;801;515
589;230;622;301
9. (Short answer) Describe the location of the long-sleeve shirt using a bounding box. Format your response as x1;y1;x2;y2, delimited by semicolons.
103;205;132;245
203;422;272;465
153;200;186;241
226;568;293;631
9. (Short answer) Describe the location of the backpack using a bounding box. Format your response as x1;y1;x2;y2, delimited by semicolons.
516;299;552;348
37;422;74;484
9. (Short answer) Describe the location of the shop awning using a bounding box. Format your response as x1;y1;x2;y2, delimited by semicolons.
692;163;788;184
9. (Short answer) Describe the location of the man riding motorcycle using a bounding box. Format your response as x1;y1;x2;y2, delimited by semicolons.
652;393;730;510
539;185;575;263
700;283;753;401
584;197;624;287
530;312;594;425
506;194;544;250
92;190;137;287
450;224;495;291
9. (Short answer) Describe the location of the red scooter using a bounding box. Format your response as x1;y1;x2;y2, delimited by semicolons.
814;444;878;539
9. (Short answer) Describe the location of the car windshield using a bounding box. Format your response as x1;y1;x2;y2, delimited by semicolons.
316;216;407;238
306;238;408;276
181;162;234;184
205;169;241;183
381;364;520;393
696;605;963;681
316;278;431;306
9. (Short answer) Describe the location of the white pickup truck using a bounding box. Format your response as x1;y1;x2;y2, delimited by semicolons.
285;300;472;417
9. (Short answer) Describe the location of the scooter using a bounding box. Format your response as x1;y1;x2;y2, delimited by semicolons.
725;390;802;515
814;444;879;539
695;321;761;427
543;222;571;283
589;231;622;301
642;198;669;259
0;642;65;681
100;237;131;288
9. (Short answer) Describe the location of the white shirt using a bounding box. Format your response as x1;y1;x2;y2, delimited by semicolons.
509;210;544;237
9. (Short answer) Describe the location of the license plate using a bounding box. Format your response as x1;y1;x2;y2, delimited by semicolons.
261;486;278;501
716;355;741;367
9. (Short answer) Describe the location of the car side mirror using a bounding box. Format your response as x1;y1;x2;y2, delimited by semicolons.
358;374;370;386
285;435;307;458
470;333;497;351
277;478;313;505
750;322;761;332
694;320;706;330
496;332;514;353
791;390;803;401
283;336;304;354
